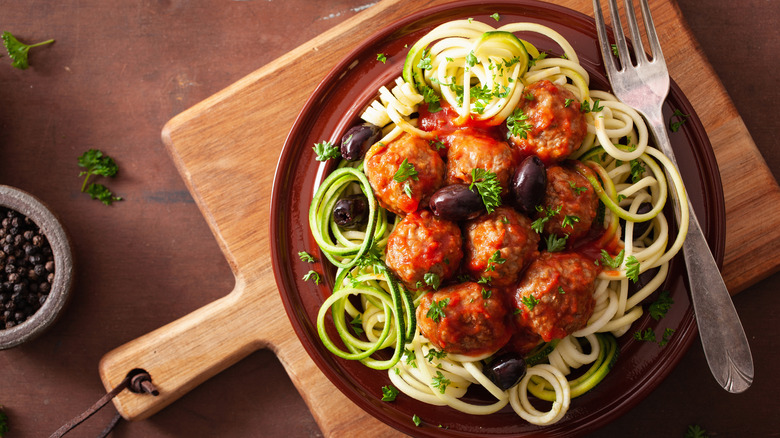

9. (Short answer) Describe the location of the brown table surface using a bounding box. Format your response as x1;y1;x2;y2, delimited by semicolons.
0;0;778;437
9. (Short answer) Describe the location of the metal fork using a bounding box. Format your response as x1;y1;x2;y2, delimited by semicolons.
593;0;753;393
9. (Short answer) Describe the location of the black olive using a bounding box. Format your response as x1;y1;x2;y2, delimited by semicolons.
429;185;484;221
484;353;527;391
340;124;381;161
333;194;369;229
510;156;547;215
620;202;653;240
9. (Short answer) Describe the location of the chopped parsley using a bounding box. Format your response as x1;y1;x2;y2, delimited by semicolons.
376;53;387;63
685;425;710;438
649;290;674;320
490;12;501;21
564;98;574;107
528;52;548;68
350;315;364;336
466;50;478;67
568;180;588;195
633;328;656;342
477;275;491;284
431;371;451;394
669;108;690;132
298;251;315;263
404;348;417;368
580;99;604;113
302;270;320;285
413;414;422;427
486;250;506;271
425;348;447;362
469;168;502;213
545;233;568;252
599;249;625;269
422;85;442;113
424;272;441;290
611;43;619;57
558;286;566;294
394;158;419;182
417;49;433;70
629;159;646;183
430;136;445;150
403;182;413;198
658;328;675;346
381;385;399;401
531;205;562;233
313;140;340;161
481;288;492;299
625;255;640;282
561;214;580;229
426;298;450;322
506;108;533;139
521;295;539;311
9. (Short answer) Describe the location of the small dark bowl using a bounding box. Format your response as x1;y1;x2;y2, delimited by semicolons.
0;185;73;349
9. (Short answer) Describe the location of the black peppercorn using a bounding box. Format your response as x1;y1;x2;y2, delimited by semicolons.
0;206;56;329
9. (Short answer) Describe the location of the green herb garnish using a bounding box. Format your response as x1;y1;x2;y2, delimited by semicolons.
431;371;451;394
78;149;122;205
313;140;340;161
426;298;450;322
469;168;502;213
302;270;321;285
381;384;399;401
649;290;673;320
2;31;54;69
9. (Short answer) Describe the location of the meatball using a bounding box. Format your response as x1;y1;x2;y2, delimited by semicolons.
508;80;587;163
445;128;516;195
462;206;539;287
417;282;512;356
385;209;463;290
512;251;600;342
537;164;598;243
364;132;445;215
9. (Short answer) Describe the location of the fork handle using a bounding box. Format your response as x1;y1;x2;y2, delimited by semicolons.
646;109;754;393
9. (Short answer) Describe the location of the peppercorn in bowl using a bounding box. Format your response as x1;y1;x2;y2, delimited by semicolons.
0;185;73;349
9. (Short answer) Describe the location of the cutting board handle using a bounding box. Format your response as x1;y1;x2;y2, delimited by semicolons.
98;277;263;420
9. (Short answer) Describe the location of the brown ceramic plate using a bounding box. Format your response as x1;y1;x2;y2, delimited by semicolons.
270;1;725;436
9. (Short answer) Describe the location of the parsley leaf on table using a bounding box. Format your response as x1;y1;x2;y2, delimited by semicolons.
77;149;122;205
2;31;54;69
86;183;122;206
0;405;8;437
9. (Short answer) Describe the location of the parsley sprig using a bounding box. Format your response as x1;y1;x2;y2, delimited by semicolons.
381;385;399;401
649;290;674;320
77;149;122;206
426;298;450;322
313;140;340;161
506;108;532;138
669;108;690;132
469;168;502;213
2;31;54;69
431;371;451;394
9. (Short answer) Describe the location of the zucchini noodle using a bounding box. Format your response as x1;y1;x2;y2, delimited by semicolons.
308;17;688;427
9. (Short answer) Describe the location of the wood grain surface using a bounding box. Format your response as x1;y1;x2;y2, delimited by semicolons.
100;0;780;435
0;0;778;437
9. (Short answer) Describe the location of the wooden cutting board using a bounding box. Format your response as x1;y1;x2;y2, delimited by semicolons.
98;0;780;436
